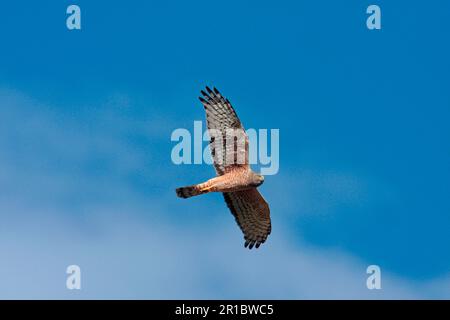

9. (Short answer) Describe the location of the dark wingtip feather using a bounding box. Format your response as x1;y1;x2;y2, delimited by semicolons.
206;86;213;94
213;87;220;94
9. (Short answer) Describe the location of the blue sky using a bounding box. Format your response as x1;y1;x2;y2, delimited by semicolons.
0;1;449;298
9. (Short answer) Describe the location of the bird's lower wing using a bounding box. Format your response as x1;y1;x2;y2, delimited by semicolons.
223;188;271;249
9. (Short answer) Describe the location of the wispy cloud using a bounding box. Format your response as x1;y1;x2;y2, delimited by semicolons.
0;88;448;299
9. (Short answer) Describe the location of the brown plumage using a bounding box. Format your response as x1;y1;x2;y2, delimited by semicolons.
176;87;271;249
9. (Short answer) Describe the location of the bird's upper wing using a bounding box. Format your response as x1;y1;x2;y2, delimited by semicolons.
199;87;249;175
223;188;271;249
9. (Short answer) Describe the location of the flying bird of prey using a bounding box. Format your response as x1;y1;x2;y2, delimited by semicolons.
176;87;271;249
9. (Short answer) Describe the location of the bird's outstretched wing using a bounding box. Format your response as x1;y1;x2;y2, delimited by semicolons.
223;188;271;249
199;87;249;175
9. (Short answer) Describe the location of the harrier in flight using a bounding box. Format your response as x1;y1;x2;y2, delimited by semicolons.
176;87;271;249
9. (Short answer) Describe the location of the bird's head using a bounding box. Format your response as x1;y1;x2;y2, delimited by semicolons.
251;173;265;187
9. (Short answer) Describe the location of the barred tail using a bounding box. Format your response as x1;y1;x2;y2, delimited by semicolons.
176;185;202;199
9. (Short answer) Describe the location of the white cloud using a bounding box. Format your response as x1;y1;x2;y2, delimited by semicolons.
1;208;449;299
0;88;448;299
